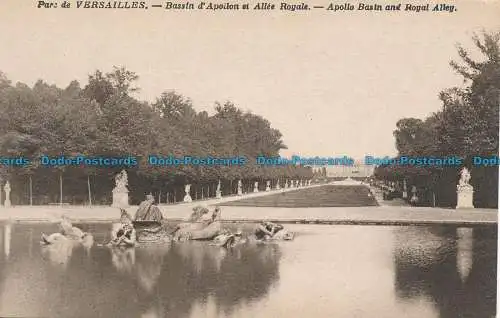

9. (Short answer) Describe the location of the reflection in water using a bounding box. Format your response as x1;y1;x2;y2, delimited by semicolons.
0;222;281;318
111;246;136;274
134;245;169;318
141;307;161;318
107;240;281;318
41;240;77;269
394;226;497;318
456;228;473;282
41;235;95;269
82;234;94;264
169;242;281;317
0;223;496;318
135;245;170;293
176;241;227;273
3;223;11;259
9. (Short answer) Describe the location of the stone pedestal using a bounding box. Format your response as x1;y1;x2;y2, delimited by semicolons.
266;181;271;192
253;182;259;193
284;180;289;189
112;189;129;208
275;181;280;190
456;185;474;209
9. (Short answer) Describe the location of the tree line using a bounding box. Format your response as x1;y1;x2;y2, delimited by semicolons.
374;32;499;208
0;68;312;205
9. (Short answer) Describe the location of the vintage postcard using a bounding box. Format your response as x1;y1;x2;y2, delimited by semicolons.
0;0;498;317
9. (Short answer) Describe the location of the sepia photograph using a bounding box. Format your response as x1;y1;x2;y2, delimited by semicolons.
0;0;498;317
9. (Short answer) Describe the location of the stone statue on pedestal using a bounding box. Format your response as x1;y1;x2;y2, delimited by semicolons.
275;180;280;190
402;179;408;199
237;180;243;196
410;185;418;205
183;184;192;202
4;181;11;207
253;181;259;193
285;180;289;188
266;181;271;191
112;170;129;208
456;167;474;209
308;180;312;186
116;170;127;189
459;167;471;187
216;180;222;199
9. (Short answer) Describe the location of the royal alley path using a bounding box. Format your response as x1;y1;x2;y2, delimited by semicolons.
0;182;497;226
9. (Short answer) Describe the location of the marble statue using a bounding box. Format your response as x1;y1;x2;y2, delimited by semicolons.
459;167;471;187
216;180;222;199
4;181;11;208
237;180;243;196
456;167;474;209
410;185;418;205
116;170;128;190
183;184;192;202
112;170;129;208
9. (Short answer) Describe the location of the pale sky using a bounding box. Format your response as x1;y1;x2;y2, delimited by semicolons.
1;0;499;158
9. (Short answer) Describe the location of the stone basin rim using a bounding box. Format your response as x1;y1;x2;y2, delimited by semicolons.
1;218;496;226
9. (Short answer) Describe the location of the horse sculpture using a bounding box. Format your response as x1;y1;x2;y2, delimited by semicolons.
172;206;223;241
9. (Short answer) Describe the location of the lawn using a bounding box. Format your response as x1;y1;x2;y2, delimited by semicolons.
220;185;378;207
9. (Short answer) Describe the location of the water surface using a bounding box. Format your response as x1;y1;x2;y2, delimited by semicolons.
0;222;496;317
